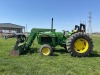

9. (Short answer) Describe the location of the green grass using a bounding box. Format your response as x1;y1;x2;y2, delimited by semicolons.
0;36;100;75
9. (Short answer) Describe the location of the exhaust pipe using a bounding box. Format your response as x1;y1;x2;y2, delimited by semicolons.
51;18;53;30
51;18;54;32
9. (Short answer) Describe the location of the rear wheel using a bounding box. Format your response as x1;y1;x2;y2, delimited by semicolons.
40;44;52;56
66;32;93;57
74;38;89;53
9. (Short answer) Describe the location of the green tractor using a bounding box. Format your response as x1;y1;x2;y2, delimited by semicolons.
10;18;93;57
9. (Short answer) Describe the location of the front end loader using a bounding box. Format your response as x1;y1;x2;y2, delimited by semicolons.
10;18;93;57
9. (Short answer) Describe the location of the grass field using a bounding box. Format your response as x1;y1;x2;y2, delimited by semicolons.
0;35;100;75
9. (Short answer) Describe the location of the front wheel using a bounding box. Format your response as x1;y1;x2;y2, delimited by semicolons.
66;32;93;57
40;44;52;56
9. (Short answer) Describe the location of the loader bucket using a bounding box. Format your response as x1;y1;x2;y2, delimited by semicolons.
9;50;20;56
9;34;26;56
9;41;20;56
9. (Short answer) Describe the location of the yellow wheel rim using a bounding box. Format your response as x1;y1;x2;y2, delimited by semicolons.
42;47;50;55
74;38;89;53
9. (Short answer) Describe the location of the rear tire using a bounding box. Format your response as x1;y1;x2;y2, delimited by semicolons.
66;32;93;57
40;44;52;56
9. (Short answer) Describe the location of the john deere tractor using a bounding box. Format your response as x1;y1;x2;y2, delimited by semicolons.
10;18;93;57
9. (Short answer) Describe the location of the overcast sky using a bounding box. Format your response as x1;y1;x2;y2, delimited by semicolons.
0;0;100;32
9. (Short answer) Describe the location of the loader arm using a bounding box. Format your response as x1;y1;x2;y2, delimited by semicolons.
25;28;55;49
10;28;55;56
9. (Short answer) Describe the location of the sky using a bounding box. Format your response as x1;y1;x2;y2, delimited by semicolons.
0;0;100;32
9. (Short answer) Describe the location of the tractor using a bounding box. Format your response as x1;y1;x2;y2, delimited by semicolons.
10;18;93;57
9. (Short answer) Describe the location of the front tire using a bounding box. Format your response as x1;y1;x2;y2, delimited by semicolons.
40;44;52;56
66;32;93;57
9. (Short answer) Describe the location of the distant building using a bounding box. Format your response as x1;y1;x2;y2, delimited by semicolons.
0;23;25;33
